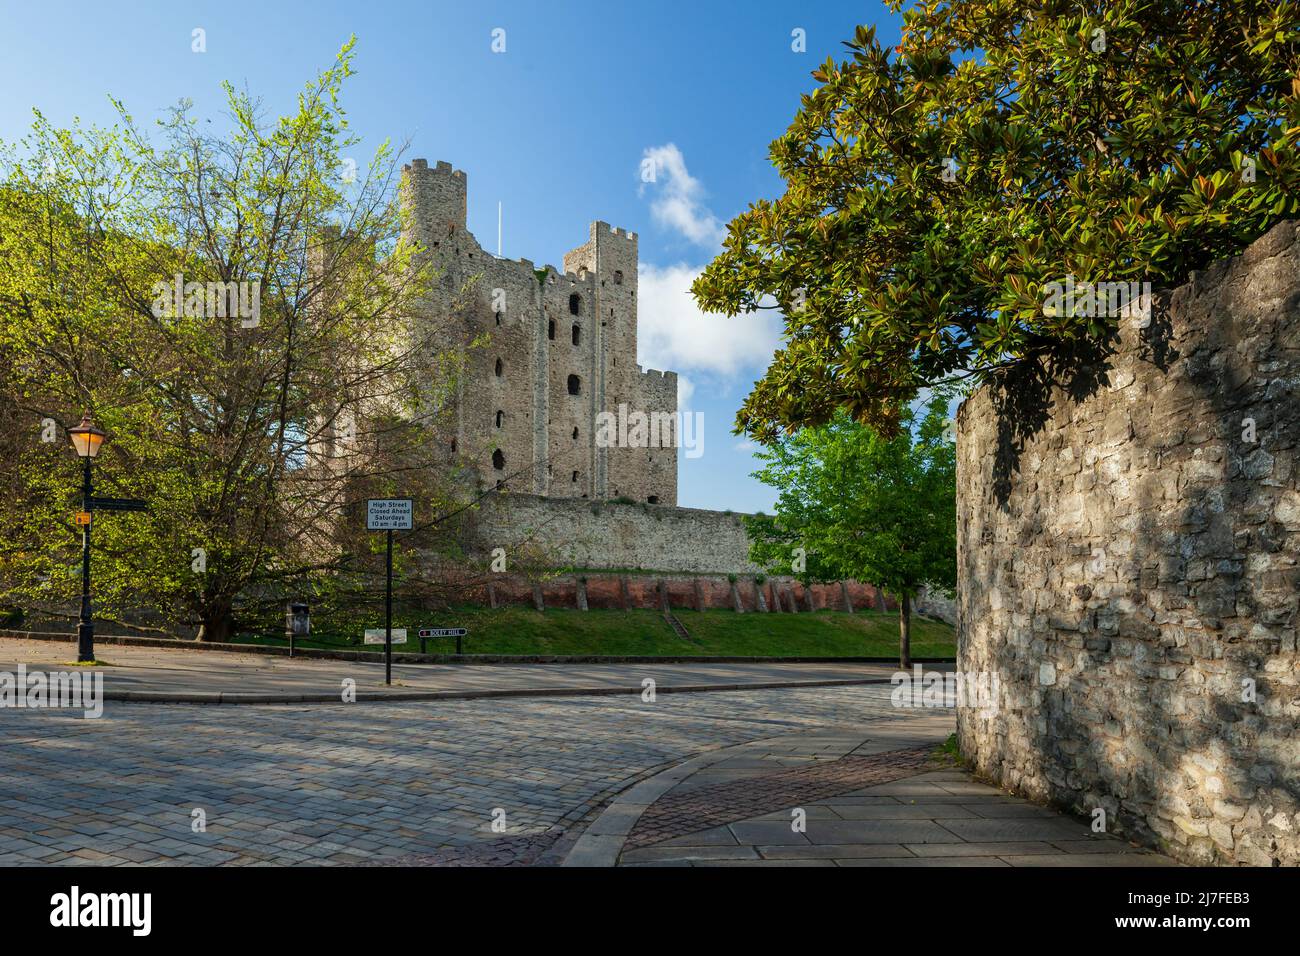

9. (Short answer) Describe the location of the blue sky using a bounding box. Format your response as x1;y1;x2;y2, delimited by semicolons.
0;0;903;513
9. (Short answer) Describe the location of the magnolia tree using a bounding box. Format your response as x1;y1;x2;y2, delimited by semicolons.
0;40;473;642
694;1;1300;440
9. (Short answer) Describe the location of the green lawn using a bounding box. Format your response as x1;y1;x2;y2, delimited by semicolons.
231;606;955;659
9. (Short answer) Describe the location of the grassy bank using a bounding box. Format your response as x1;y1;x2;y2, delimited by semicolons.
231;606;955;658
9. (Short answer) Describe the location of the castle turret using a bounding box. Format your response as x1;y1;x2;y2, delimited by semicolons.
400;159;468;255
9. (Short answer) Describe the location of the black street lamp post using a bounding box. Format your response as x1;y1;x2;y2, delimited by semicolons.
68;413;105;663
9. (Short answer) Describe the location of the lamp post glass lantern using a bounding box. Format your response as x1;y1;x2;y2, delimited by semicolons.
68;413;105;662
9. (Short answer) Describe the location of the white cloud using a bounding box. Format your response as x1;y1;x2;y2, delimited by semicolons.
676;373;695;411
637;262;783;378
639;143;725;247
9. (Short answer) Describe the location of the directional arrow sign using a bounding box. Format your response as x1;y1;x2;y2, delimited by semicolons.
88;496;149;513
417;628;467;638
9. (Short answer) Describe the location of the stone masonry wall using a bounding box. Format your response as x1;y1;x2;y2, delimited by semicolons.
956;221;1300;866
466;493;760;574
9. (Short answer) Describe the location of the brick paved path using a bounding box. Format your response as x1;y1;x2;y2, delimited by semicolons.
0;684;918;865
626;746;936;848
603;734;1177;867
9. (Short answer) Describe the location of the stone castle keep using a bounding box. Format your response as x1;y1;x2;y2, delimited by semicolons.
391;159;922;616
401;158;678;506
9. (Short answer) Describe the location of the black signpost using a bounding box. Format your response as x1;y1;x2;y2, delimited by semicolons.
366;499;412;685
66;412;149;663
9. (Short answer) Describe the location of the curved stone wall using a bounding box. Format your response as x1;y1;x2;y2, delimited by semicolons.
957;221;1300;866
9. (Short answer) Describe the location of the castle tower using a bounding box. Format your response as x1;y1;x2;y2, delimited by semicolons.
400;159;467;253
400;159;677;506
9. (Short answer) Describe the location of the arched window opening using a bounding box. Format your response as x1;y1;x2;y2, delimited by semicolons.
567;374;581;396
495;358;503;377
572;471;579;483
647;495;659;504
492;449;505;471
548;319;555;340
495;410;504;428
571;427;579;441
571;324;581;346
614;270;624;285
569;293;581;316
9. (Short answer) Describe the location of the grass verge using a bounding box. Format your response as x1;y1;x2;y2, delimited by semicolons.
230;606;955;659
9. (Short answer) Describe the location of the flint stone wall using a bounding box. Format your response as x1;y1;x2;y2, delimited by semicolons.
957;220;1300;866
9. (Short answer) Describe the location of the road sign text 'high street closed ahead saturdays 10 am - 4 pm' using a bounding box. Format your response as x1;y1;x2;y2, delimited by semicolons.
366;498;412;531
367;498;412;684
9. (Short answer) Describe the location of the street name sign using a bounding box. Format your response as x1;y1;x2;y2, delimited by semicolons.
88;496;149;513
417;628;467;638
366;498;412;530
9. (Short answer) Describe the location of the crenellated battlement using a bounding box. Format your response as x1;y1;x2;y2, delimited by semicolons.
403;158;467;181
637;366;675;379
592;220;638;243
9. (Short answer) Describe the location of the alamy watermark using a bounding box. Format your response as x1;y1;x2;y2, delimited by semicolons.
594;403;704;459
1042;275;1151;319
1;663;103;718
50;886;150;936
891;666;1001;716
151;273;261;328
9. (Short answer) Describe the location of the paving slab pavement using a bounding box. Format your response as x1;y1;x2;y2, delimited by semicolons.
563;715;1178;868
0;638;917;703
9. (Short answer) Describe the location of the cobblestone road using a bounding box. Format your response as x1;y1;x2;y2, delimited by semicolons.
0;685;926;865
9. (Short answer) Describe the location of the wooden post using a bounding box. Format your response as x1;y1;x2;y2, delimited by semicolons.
755;581;768;612
730;580;744;613
693;578;705;611
487;581;498;609
840;580;853;613
658;579;670;613
619;575;630;611
576;577;589;611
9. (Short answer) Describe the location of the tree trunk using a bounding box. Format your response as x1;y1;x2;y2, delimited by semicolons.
196;605;234;643
898;591;912;669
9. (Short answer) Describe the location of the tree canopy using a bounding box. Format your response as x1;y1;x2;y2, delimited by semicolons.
694;0;1300;442
0;40;470;641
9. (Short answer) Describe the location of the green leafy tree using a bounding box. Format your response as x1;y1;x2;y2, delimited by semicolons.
744;393;956;666
0;40;470;641
694;1;1300;441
